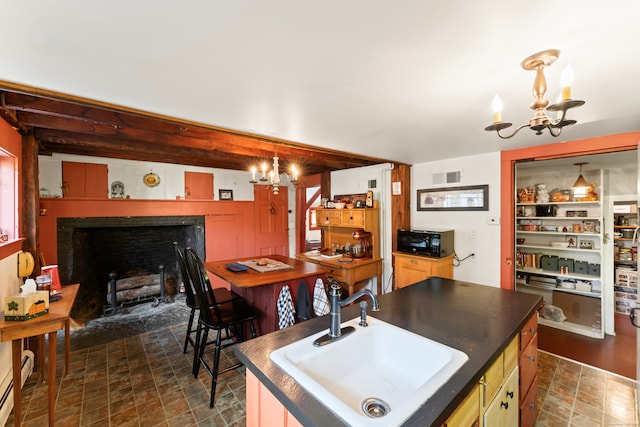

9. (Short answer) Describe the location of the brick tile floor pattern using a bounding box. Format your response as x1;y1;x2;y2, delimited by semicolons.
535;350;638;427
6;328;638;426
6;324;246;426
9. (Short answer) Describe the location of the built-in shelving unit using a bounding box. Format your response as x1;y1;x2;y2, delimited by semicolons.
514;169;605;338
613;202;638;315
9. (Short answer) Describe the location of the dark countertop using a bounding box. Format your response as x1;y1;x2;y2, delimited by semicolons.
234;277;542;426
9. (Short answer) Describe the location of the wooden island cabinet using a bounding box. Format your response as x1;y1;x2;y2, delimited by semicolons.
236;278;541;427
394;252;454;289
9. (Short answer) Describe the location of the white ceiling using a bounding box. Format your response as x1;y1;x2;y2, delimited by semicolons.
1;1;639;166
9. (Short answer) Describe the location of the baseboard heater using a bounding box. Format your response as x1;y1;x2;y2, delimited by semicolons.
0;350;34;426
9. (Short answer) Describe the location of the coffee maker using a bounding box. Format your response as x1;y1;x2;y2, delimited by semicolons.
351;229;371;258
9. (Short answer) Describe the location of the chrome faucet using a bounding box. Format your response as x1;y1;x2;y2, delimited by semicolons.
313;280;379;347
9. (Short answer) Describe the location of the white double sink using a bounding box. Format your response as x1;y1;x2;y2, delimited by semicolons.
270;316;468;426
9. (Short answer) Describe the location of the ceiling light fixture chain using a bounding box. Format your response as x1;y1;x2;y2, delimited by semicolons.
485;49;585;139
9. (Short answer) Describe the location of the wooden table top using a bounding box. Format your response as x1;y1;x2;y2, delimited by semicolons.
296;252;382;269
0;283;79;341
205;255;327;289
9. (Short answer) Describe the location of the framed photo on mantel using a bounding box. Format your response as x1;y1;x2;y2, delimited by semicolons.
417;185;489;211
219;189;233;200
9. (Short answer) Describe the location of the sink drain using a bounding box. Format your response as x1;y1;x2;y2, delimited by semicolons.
362;397;390;418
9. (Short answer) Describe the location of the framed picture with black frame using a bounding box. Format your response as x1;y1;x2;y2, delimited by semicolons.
417;185;489;211
219;189;233;200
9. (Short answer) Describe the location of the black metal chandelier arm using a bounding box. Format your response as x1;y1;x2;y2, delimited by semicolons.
496;123;530;139
547;125;563;137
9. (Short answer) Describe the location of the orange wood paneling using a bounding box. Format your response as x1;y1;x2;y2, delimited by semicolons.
500;132;640;290
260;380;287;426
254;186;288;256
184;171;214;199
38;198;256;266
246;370;260;426
246;370;304;427
62;161;86;197
84;163;108;198
62;161;108;198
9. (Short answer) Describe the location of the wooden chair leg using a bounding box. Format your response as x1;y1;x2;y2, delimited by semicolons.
183;307;196;353
193;324;205;377
209;330;224;408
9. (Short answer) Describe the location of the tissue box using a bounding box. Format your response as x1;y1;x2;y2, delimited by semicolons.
4;291;50;321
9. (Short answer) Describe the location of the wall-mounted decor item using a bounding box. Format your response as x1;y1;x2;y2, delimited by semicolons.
417;185;488;211
143;172;160;187
219;189;233;200
110;181;125;198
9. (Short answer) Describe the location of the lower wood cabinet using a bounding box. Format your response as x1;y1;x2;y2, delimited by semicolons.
480;335;518;426
483;366;519;426
519;313;539;427
444;384;480;427
393;252;454;289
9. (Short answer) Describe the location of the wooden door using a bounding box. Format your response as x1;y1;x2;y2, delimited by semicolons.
184;171;213;199
254;186;289;256
62;161;108;198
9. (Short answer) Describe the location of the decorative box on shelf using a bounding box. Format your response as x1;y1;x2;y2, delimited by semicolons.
4;291;50;321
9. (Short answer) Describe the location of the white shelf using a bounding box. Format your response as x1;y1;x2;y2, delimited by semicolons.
516;267;601;285
516;216;601;221
517;201;601;206
538;317;604;339
516;169;605;339
516;244;600;254
516;231;600;236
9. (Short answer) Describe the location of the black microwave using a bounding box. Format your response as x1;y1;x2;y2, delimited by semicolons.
397;229;454;258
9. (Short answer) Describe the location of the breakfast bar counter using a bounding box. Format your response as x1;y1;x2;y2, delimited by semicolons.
205;255;327;335
235;277;541;426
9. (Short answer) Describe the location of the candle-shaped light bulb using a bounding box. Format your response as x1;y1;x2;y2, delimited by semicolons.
291;165;298;182
561;64;573;100
261;162;267;180
492;94;503;123
250;166;257;182
269;170;274;184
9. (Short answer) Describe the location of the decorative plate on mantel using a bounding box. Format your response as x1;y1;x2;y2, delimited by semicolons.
143;172;160;187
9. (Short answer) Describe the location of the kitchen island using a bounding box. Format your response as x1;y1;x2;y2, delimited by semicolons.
205;255;327;335
234;277;542;426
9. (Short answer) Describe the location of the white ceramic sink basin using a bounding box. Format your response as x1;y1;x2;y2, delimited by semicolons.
270;316;468;426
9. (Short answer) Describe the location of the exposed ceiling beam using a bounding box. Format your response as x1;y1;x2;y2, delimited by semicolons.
0;86;400;174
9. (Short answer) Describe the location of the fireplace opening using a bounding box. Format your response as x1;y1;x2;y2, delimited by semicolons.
57;216;205;322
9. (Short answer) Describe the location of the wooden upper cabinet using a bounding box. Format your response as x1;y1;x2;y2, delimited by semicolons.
62;161;108;198
184;171;214;199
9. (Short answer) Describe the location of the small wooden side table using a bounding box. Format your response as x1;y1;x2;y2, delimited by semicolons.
0;284;79;426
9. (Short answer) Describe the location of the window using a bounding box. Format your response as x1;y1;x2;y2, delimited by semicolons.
0;117;20;247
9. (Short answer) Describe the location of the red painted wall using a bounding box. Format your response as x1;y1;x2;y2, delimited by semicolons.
38;198;257;266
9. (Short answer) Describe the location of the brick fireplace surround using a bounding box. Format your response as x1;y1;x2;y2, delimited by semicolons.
38;198;257;322
57;215;205;321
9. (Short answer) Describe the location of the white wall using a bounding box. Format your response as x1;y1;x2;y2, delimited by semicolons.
331;163;395;293
412;152;502;287
39;153;259;201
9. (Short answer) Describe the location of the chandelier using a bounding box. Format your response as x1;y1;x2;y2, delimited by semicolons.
485;49;585;139
249;156;299;195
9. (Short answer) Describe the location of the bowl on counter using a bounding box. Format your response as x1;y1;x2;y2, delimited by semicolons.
334;202;346;209
346;203;355;209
